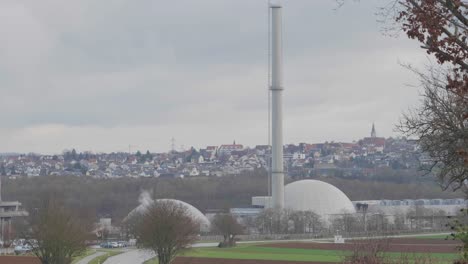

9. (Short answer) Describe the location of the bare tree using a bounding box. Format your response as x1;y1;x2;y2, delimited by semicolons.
331;213;361;235
134;200;200;264
29;198;90;264
343;237;390;264
446;208;468;261
211;213;244;247
303;211;324;234
342;237;439;264
393;212;407;231
398;65;468;189
290;211;307;234
254;209;274;234
255;208;292;234
342;0;468;189
255;209;324;235
289;211;324;234
385;0;468;188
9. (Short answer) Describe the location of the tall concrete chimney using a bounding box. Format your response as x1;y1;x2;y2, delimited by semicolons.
270;4;284;209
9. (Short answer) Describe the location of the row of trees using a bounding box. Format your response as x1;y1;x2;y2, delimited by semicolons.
253;209;324;235
237;207;451;237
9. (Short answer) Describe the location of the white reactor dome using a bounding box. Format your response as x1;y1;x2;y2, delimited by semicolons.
285;180;355;217
126;198;211;232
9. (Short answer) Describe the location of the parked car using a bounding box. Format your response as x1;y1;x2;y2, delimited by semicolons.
99;242;113;248
14;244;32;255
128;239;137;247
117;241;127;248
110;242;119;248
12;239;26;247
100;241;120;248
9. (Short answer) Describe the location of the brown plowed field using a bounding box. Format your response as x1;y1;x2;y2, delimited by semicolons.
264;238;461;254
174;257;331;264
0;256;40;264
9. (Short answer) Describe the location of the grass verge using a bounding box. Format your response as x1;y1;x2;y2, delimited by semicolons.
143;256;158;264
410;234;451;239
72;249;96;264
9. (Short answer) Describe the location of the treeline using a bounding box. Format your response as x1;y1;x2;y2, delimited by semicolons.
2;171;463;224
291;167;438;184
3;171;268;223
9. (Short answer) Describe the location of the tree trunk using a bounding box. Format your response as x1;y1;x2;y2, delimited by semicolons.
158;254;170;264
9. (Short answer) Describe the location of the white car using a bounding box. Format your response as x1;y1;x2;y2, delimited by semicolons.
117;241;126;248
14;244;32;255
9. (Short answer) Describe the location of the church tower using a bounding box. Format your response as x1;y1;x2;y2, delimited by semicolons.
371;123;376;138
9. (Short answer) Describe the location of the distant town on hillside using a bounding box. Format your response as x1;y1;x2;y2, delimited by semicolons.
0;125;432;181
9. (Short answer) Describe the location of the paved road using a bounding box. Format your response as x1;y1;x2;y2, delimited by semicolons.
76;251;106;264
103;249;155;264
100;243;219;264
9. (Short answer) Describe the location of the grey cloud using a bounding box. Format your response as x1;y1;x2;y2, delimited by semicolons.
0;0;428;153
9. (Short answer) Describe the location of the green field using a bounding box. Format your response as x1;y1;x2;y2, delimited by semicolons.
144;245;344;263
144;242;459;263
188;245;343;262
411;234;451;239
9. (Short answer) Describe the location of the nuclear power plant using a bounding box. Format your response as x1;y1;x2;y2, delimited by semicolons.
258;4;355;217
120;3;467;240
123;4;357;227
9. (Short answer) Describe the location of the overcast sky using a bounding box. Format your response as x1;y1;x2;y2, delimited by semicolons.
0;0;428;154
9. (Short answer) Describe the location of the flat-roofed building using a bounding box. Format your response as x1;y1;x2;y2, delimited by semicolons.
0;177;28;244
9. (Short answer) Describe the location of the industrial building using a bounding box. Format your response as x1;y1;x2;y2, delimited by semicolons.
0;177;28;245
352;199;467;216
252;180;356;221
